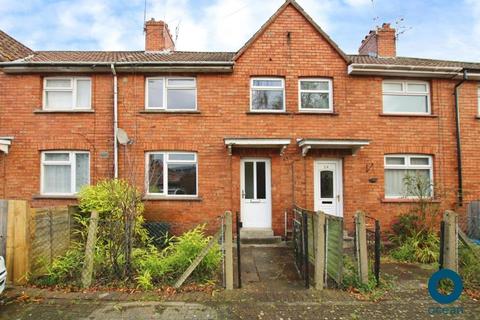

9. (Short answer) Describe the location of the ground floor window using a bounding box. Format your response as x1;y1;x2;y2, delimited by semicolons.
41;151;90;195
146;152;197;196
384;154;433;198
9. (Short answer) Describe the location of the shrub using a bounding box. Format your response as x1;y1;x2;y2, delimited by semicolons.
459;245;480;290
134;225;221;286
35;245;84;286
390;230;439;264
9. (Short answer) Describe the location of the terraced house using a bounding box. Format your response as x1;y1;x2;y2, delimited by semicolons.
0;0;479;236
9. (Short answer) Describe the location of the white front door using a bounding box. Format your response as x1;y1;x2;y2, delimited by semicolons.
240;158;272;228
314;160;343;217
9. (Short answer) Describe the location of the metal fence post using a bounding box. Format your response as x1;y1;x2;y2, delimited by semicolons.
374;220;381;286
236;211;242;288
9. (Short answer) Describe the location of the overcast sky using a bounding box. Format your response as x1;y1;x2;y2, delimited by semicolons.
0;0;479;61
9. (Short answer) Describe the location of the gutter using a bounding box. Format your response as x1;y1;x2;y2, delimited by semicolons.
454;69;468;206
111;64;119;179
348;64;480;79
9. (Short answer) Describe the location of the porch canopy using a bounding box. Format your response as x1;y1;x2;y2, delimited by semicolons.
0;137;13;154
224;138;291;155
297;138;370;156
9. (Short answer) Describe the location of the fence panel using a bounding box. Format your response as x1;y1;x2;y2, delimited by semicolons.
325;216;343;285
467;201;480;239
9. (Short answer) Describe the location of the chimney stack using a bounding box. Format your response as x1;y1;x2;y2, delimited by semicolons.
359;23;396;57
144;18;175;52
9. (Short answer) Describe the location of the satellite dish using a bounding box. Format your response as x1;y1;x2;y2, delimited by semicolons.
117;128;130;145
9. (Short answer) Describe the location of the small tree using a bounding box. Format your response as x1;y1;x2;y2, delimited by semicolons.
79;179;147;279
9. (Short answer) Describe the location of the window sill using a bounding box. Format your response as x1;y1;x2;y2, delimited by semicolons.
143;195;203;201
379;113;438;118
246;111;292;115
139;110;200;114
34;109;94;114
381;198;440;203
33;194;78;200
295;111;338;116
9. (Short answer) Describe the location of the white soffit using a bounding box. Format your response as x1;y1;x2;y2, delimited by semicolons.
298;139;370;156
224;138;291;155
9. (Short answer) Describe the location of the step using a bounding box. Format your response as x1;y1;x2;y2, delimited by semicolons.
240;236;283;245
240;228;274;238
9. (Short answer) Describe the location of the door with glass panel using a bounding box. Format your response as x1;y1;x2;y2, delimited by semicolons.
240;159;272;228
314;160;343;217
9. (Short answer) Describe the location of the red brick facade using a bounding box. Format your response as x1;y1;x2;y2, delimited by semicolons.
0;3;479;235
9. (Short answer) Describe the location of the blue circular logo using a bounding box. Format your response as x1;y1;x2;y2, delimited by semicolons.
428;269;463;304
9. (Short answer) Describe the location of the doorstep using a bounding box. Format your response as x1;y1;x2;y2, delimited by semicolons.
239;228;282;245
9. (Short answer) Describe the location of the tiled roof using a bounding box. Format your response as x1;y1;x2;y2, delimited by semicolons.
349;55;480;70
0;30;33;62
15;50;236;63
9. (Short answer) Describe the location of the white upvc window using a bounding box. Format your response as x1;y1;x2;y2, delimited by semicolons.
145;77;197;111
146;152;198;197
43;77;92;110
250;78;285;112
298;78;333;112
382;80;430;114
384;154;433;199
41;151;90;195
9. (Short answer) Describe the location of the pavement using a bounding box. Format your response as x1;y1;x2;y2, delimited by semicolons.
0;245;479;320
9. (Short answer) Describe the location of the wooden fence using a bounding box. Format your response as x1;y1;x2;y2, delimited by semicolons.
0;200;76;284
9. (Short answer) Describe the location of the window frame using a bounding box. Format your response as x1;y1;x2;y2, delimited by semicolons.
382;80;431;115
42;77;92;110
298;78;333;112
40;150;90;196
384;154;434;199
145;77;197;111
145;151;199;197
250;77;286;112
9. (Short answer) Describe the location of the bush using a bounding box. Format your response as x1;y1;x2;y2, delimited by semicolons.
390;230;439;264
459;245;480;290
35;245;84;287
134;225;221;287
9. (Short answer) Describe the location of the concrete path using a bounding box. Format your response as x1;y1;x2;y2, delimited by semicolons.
0;246;479;320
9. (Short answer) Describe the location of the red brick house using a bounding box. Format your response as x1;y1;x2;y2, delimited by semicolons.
0;0;479;236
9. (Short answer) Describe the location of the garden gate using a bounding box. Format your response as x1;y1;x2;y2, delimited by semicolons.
292;206;343;289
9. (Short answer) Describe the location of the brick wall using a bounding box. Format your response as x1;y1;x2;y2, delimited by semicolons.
0;4;478;235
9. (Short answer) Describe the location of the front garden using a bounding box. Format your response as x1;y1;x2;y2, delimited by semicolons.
32;179;222;291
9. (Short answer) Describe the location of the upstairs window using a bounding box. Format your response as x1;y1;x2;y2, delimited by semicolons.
146;152;198;196
41;151;90;195
384;155;433;199
146;77;197;111
250;78;285;112
299;78;333;112
43;77;92;110
382;80;430;114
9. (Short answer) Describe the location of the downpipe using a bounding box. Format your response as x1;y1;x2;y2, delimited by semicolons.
454;70;468;206
111;64;119;179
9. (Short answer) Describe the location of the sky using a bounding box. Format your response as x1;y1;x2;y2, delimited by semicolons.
0;0;479;61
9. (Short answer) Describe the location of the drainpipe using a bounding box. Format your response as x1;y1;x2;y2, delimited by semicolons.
454;69;468;206
111;64;119;179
